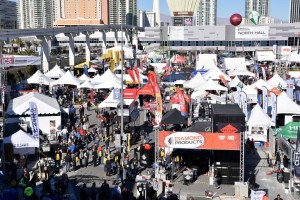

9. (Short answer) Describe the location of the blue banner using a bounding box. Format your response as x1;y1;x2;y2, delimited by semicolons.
29;102;40;144
84;64;88;75
254;64;259;73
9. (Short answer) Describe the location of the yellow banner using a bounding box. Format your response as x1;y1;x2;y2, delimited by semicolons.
110;59;115;72
113;51;119;64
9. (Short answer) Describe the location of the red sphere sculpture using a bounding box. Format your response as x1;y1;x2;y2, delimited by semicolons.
230;13;242;26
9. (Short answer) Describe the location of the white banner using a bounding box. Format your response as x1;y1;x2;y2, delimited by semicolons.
240;91;248;120
279;46;292;55
262;86;268;114
237;86;242;107
261;67;266;81
270;92;277;124
286;79;294;100
250;190;267;200
0;54;41;67
235;26;269;39
29;102;40;143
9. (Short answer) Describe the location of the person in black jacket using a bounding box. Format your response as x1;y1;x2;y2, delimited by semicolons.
64;153;72;172
80;183;87;200
92;148;98;167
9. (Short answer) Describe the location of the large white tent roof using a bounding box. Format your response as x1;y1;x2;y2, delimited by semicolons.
51;70;83;86
3;130;39;148
267;73;287;89
251;79;273;90
224;57;247;71
242;85;257;95
79;74;91;81
183;73;206;89
26;70;53;85
229;76;245;88
203;67;231;81
92;69;121;84
228;69;255;77
194;79;228;91
6;92;60;115
98;92;121;108
247;104;272;127
255;51;275;62
78;80;94;89
277;91;300;114
196;54;217;70
93;79;124;89
44;64;65;79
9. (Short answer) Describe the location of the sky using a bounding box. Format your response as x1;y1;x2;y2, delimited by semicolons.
138;0;290;21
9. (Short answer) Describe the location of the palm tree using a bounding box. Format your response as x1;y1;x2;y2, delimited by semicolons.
10;39;16;54
32;40;40;52
15;38;24;53
24;41;32;50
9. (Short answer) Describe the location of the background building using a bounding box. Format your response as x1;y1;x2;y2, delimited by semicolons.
166;0;201;26
17;0;54;29
107;0;137;25
242;16;275;25
289;0;300;23
139;11;156;27
0;0;17;29
195;0;217;26
245;0;270;18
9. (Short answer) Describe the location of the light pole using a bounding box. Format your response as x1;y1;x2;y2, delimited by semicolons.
120;4;124;145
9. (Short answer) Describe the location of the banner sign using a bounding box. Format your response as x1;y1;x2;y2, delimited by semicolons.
235;26;269;39
29;102;40;141
261;86;268;114
1;85;5;104
270;92;277;124
250;189;268;200
159;131;241;150
240;91;248;120
113;88;121;100
286;79;294;100
0;54;41;67
295;129;300;177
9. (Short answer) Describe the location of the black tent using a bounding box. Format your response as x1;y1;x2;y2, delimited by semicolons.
186;122;212;132
161;108;187;125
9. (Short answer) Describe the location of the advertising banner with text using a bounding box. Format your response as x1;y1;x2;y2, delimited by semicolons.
159;131;241;150
1;54;41;67
235;26;269;39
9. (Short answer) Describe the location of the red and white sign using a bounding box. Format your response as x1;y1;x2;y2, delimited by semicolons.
164;132;205;149
279;46;292;55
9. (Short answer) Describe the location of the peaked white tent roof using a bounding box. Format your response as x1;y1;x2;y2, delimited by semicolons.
229;76;245;88
191;90;206;99
194;79;228;91
242;85;257;95
228;69;255;77
196;54;217;70
44;64;65;79
3;130;39;148
150;63;167;73
88;67;98;73
277;91;300;114
203;67;231;81
247;104;272;127
267;73;287;89
116;73;148;83
93;79;125;89
91;74;101;82
78;80;94;89
92;69;121;84
251;79;273;90
255;51;275;62
98;92;121;108
224;57;247;71
6;92;60;115
79;74;91;81
26;70;53;85
105;46;133;59
183;73;206;89
51;70;83;86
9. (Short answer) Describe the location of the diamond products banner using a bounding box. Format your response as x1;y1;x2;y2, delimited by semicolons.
286;79;294;100
294;128;300;177
261;86;268;114
29;102;40;143
269;92;277;124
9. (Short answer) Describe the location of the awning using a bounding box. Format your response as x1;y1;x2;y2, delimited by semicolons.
123;88;138;99
137;83;154;96
276;122;300;139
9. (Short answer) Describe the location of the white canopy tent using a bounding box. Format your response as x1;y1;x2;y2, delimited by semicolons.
228;69;255;77
51;71;83;86
277;91;300;114
3;130;39;155
78;80;94;89
79;74;91;81
196;54;217;70
242;85;257;104
191;90;206;100
255;51;276;62
183;73;206;89
116;73;148;83
88;67;98;73
194;79;228;91
203;67;231;81
105;46;133;59
91;74;101;82
98;92;121;108
150;63;167;74
267;73;287;89
229;76;245;88
93;79;125;89
251;79;273;90
224;57;247;72
92;69;121;84
26;70;53;85
44;64;65;79
280;51;300;63
247;104;272;142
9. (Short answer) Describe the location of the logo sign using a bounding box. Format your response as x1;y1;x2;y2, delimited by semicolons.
220;124;238;133
0;55;14;65
29;102;40;141
164;132;205;149
173;11;193;16
235;26;269;39
279;46;292;55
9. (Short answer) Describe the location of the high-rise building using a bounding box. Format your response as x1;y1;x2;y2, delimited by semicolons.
289;0;300;23
139;10;156;27
17;0;54;29
245;0;270;18
153;0;160;27
0;0;17;29
195;0;217;26
105;0;137;25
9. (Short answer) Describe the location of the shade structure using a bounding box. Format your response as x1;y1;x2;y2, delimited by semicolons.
267;73;287;89
224;57;247;72
229;76;245;88
194;79;228;91
162;73;187;82
191;90;206;99
98;92;122;108
51;70;83;86
3;129;39;148
228;69;255;77
88;67;98;73
137;83;155;96
93;79;124;89
277;91;300;114
183;73;206;89
44;64;65;79
196;54;217;70
242;85;257;96
251;79;273;90
91;69;121;84
277;122;300;139
247;104;272;127
78;80;94;89
161;108;187;125
25;70;53;85
79;74;91;81
203;67;231;81
91;74;101;82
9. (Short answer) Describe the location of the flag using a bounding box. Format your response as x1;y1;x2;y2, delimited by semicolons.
29;102;40;143
1;85;5;104
176;88;188;117
127;69;136;83
261;86;268;114
84;64;88;76
102;59;105;71
90;89;94;102
261;67;266;81
133;66;140;84
147;71;157;85
249;10;260;25
240;91;248;120
286;79;294;100
270;92;277;124
153;82;162;124
294;128;300;177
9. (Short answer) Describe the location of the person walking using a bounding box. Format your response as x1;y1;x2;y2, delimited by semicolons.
92;148;98;167
98;146;103;165
84;149;89;168
116;163;123;184
64;152;71;172
274;194;283;200
78;149;84;168
54;150;61;168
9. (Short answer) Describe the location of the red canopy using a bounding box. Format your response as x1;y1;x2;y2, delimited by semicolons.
137;83;155;96
123;88;138;99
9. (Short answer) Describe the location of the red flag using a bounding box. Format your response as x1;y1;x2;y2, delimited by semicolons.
127;69;136;83
147;71;157;85
176;88;188;116
219;75;227;85
133;66;141;84
90;89;95;102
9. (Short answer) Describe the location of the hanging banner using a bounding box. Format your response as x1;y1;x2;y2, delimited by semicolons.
133;66;140;84
90;89;95;102
295;129;300;177
113;88;121;100
127;69;136;83
286;79;294;100
240;91;248;120
153;82;163;124
29;102;40;142
1;85;5;104
237;86;242;107
159;131;241;150
261;67;266;81
261;86;268;114
176;88;188;117
0;54;41;67
270;92;277;124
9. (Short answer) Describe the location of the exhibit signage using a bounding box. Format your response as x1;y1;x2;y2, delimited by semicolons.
235;26;269;39
159;131;241;150
0;54;41;67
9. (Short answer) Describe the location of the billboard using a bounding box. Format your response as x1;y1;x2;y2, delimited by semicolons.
184;17;193;26
235;26;269;39
159;131;241;150
0;54;41;67
173;17;183;26
279;46;292;55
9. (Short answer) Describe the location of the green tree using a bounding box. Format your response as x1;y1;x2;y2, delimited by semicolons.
10;39;16;54
23;66;37;78
15;38;24;53
24;41;32;50
32;40;40;52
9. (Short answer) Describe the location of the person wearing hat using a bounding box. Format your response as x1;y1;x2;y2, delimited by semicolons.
274;194;283;200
